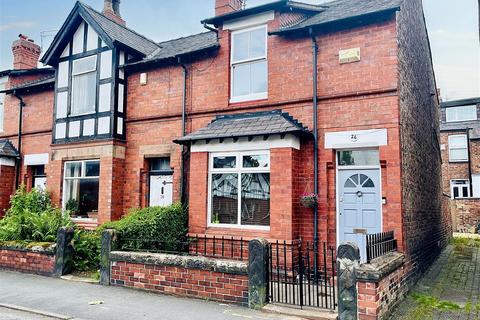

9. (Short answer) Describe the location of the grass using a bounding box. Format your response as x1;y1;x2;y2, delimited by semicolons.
450;236;480;248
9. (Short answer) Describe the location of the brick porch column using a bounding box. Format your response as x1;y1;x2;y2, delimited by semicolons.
0;158;16;217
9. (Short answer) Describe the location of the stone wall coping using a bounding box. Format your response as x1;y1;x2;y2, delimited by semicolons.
0;243;56;255
355;252;405;282
110;251;248;275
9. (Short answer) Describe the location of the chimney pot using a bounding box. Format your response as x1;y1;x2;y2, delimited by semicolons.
12;34;41;70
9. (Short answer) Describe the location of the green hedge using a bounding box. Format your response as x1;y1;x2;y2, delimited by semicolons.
100;203;187;252
72;229;101;272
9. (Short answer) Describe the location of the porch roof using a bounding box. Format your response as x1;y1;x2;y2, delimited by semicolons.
0;140;19;158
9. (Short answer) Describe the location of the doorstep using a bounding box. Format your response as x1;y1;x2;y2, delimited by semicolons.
262;303;338;320
60;274;98;285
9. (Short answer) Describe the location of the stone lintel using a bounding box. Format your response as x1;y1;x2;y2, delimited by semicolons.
110;251;248;275
355;252;405;282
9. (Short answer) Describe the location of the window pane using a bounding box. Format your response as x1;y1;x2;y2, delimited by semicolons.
100;50;112;79
65;178;99;217
71;72;96;115
462;186;469;198
73;56;96;74
446;106;477;122
251;60;267;94
241;173;270;226
453;187;459;199
150;158;171;171
450;149;468;161
338;150;379;166
65;162;82;178
211;173;238;224
85;161;100;177
213;156;236;169
232;64;250;97
57;61;69;88
243;155;269;168
233;31;249;62
449;135;467;148
56;92;68;119
249;27;266;59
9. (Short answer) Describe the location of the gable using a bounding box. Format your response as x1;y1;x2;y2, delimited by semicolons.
59;20;102;59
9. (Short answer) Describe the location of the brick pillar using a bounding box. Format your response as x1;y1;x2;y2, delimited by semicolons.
0;159;16;217
99;155;125;224
188;152;208;235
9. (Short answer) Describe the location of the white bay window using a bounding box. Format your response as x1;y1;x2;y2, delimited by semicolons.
231;25;268;103
71;55;97;116
209;152;270;228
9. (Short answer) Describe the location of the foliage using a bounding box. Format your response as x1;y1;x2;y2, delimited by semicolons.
99;203;187;252
0;186;72;242
450;236;480;248
72;229;100;272
411;293;461;311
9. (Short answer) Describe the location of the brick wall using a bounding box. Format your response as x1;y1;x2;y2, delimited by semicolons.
397;0;451;280
0;247;56;276
110;252;249;305
0;164;15;217
451;199;480;231
440;132;470;194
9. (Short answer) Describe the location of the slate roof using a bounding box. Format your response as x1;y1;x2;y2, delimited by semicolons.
126;32;219;67
0;140;19;158
1;75;55;94
175;110;312;144
440;97;480;139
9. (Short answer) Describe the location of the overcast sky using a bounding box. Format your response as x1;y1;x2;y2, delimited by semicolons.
0;0;478;101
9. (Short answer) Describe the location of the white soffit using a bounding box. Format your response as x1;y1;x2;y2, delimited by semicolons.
0;157;15;167
190;134;300;153
24;153;49;166
325;128;388;149
223;11;274;30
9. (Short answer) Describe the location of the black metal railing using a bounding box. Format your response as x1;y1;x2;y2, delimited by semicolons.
267;239;337;310
118;234;248;261
366;231;397;263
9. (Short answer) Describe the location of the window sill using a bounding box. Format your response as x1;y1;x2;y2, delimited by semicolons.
449;160;469;163
69;111;96;118
207;223;270;231
230;92;268;104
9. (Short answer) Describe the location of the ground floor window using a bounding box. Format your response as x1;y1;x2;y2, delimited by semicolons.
209;151;270;228
451;179;470;199
63;160;100;218
148;157;173;207
31;165;46;190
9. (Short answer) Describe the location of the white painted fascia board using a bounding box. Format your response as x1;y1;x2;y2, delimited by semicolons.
223;11;274;31
0;157;16;166
190;134;300;153
325;128;388;149
24;153;49;166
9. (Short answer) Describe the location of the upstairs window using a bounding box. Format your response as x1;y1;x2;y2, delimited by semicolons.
448;134;468;162
446;105;477;122
231;25;268;103
71;56;97;116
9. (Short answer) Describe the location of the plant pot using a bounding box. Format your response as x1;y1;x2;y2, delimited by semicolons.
300;196;317;208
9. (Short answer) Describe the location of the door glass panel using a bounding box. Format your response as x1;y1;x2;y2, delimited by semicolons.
345;179;356;188
362;178;375;188
360;174;368;185
350;174;359;185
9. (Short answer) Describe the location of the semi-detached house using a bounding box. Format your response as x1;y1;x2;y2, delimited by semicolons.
0;0;451;278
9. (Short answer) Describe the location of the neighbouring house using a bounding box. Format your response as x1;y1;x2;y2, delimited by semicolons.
0;0;451;284
440;97;480;232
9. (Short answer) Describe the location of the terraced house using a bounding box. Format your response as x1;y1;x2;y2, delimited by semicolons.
0;0;451;286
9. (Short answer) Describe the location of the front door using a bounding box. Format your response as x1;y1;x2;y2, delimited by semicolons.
149;175;173;207
338;169;381;261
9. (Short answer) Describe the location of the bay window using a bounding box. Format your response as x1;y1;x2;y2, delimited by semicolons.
63;160;100;219
209;152;270;228
448;134;468;162
71;55;97;116
230;25;268;103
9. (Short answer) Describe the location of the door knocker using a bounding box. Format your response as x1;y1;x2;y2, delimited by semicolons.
356;191;363;198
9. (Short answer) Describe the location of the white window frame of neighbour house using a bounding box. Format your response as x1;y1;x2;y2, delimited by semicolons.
446;105;477;122
230;25;268;103
70;55;97;116
208;151;270;230
0;81;5;132
473;174;480;198
62;160;100;218
448;134;468;162
450;179;471;199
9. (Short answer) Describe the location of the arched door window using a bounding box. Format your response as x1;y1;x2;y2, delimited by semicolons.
344;174;375;188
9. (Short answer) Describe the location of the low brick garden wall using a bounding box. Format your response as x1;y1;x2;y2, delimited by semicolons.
0;244;56;276
451;199;480;232
109;251;249;305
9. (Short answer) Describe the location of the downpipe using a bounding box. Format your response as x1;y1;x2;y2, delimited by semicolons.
13;90;25;189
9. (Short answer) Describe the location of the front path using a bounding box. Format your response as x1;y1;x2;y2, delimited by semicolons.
391;237;480;320
0;271;299;320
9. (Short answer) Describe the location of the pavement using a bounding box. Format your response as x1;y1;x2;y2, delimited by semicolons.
0;271;302;320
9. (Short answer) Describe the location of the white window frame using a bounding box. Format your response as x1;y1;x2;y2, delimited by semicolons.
230;25;268;103
450;179;471;199
448;134;469;162
207;151;270;230
445;105;477;122
70;55;97;116
62;159;100;210
0;80;5;132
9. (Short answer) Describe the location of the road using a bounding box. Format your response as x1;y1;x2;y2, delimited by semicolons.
0;271;301;320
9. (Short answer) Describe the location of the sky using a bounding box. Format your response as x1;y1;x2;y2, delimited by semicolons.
0;0;478;101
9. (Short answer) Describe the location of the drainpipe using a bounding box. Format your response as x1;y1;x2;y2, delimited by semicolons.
12;90;25;189
310;28;319;269
177;57;188;203
466;128;473;197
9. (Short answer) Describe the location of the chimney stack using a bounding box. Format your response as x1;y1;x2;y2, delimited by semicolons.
215;0;245;16
11;34;41;70
102;0;125;26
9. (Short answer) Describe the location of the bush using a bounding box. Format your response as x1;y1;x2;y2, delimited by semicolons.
72;229;100;272
0;186;72;242
99;203;187;252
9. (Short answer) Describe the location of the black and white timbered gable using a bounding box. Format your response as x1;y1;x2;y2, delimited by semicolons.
41;1;160;144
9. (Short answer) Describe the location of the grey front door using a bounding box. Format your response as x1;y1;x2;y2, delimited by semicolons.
338;169;381;261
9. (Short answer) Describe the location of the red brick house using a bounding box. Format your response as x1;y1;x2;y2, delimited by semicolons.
0;0;451;274
440;97;480;232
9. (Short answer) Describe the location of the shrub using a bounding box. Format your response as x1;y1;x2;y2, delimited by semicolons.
72;229;101;272
0;186;72;242
99;203;187;252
